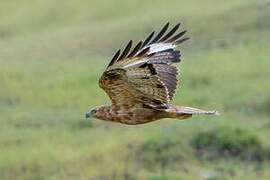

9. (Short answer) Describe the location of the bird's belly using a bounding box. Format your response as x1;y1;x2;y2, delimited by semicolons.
115;108;165;125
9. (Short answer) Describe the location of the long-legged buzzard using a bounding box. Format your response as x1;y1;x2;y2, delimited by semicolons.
86;22;219;125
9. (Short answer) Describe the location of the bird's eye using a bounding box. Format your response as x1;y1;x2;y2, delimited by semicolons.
91;109;97;114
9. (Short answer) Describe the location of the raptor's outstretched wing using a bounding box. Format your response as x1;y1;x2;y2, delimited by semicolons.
99;22;189;111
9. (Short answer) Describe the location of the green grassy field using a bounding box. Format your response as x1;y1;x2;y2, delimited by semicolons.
1;0;270;179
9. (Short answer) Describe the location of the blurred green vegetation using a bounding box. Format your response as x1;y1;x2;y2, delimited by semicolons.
1;0;270;179
136;135;185;171
191;127;268;161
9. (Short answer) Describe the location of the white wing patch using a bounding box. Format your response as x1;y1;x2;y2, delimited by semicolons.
147;43;176;54
136;43;176;56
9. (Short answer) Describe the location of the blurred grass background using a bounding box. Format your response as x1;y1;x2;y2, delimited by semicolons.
1;0;270;179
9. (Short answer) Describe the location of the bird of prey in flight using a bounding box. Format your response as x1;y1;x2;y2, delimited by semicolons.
86;22;219;125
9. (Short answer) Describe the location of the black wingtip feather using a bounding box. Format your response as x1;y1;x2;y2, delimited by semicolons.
128;41;142;58
166;30;187;43
150;22;169;44
142;31;154;47
175;37;190;45
159;23;180;42
107;49;121;67
118;40;132;61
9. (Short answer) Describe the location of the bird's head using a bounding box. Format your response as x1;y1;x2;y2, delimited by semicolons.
85;107;99;119
85;105;110;120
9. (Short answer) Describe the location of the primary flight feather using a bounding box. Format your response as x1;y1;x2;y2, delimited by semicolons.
86;22;219;125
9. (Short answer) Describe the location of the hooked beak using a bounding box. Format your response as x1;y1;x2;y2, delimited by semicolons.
85;109;96;119
85;112;90;118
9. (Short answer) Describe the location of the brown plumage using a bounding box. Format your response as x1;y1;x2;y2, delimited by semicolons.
86;22;219;125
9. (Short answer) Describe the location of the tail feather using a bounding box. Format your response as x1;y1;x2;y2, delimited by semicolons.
178;106;219;115
166;105;219;120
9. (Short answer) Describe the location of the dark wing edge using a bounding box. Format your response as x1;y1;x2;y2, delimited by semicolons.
106;22;189;69
142;22;190;48
141;22;189;101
